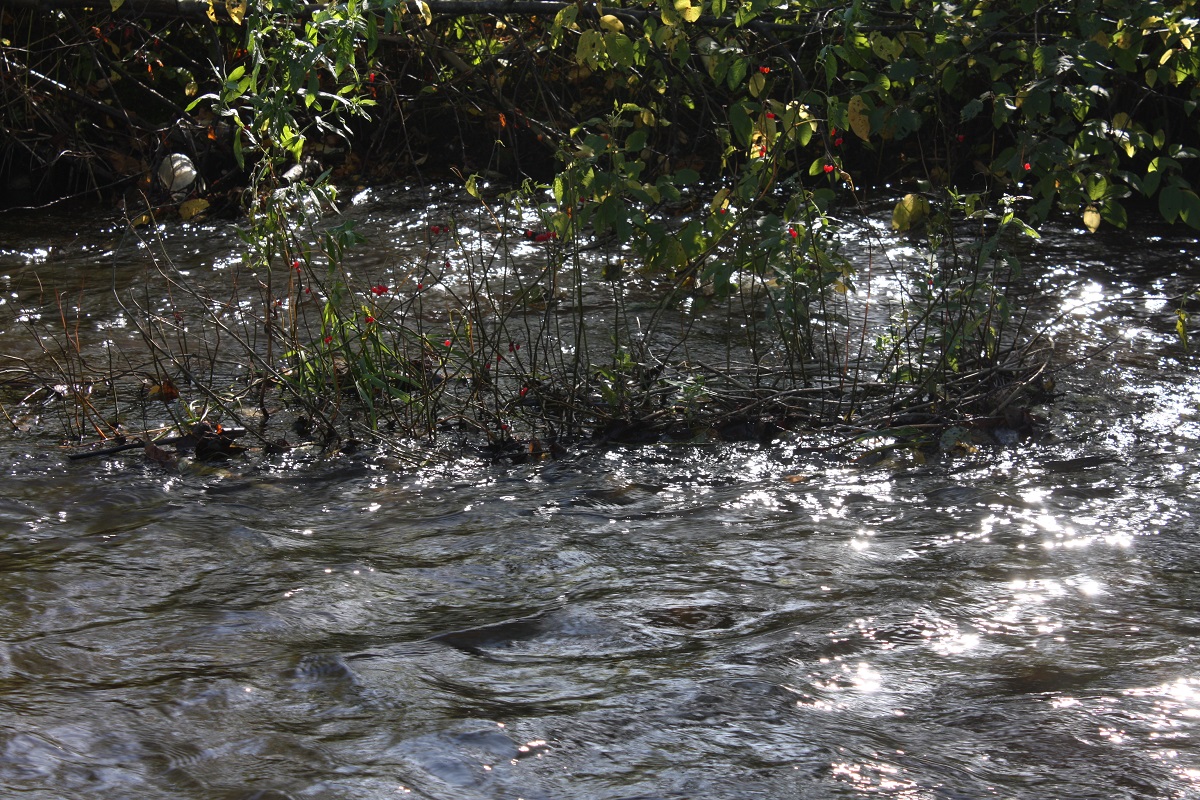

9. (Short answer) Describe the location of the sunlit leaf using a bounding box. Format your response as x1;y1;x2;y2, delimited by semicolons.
225;0;247;25
179;198;210;221
1082;204;1101;233
141;378;180;403
891;193;929;231
748;72;765;98
848;94;871;141
599;14;624;34
709;187;730;215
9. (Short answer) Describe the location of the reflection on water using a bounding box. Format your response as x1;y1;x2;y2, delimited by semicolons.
2;207;1200;798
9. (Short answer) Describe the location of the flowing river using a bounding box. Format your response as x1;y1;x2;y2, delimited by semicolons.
1;190;1199;799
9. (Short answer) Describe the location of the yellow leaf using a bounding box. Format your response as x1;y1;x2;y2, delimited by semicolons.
179;198;210;221
891;193;929;231
682;4;701;22
1083;205;1101;233
225;0;247;24
132;211;154;227
206;0;217;23
417;0;432;26
110;0;125;11
848;94;871;141
599;14;624;33
709;187;730;216
748;71;765;98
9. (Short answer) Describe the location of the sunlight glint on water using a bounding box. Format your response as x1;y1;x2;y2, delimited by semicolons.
1;206;1200;798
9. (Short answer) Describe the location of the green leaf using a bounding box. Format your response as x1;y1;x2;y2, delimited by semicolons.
606;32;635;67
1100;198;1128;229
726;57;748;90
1159;183;1182;223
748;72;766;97
730;103;752;147
888;59;921;83
734;3;757;26
1180;189;1200;228
576;29;602;66
819;46;838;87
961;98;984;122
232;128;244;170
679;219;706;258
1143;169;1162;196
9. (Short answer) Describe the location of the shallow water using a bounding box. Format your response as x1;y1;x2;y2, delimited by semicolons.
2;197;1199;799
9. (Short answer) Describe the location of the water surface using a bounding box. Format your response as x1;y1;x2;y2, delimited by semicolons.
1;200;1199;799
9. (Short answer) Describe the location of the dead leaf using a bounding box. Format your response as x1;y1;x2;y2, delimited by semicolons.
848;94;871;141
141;378;179;403
144;441;179;470
179;198;210;221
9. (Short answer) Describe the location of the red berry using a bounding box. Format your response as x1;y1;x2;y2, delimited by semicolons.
823;164;835;174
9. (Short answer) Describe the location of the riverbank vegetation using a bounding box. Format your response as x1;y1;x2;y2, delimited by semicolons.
1;0;1196;463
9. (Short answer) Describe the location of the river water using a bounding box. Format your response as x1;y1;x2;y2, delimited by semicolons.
1;191;1199;799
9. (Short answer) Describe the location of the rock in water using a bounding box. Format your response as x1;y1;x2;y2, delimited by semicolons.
157;153;198;197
